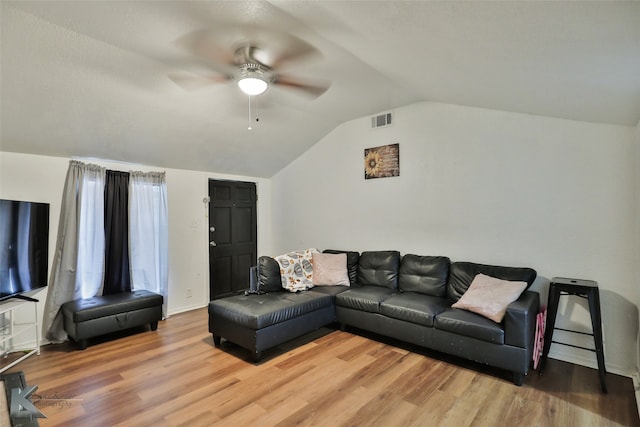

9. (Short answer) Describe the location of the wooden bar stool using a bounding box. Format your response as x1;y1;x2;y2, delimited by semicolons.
538;277;607;393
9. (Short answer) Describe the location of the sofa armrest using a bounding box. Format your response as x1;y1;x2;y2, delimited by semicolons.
504;290;540;349
258;256;282;293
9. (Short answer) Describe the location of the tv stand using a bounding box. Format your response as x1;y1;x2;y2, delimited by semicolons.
0;299;40;373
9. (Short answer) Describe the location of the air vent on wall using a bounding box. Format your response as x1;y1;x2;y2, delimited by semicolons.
371;112;392;128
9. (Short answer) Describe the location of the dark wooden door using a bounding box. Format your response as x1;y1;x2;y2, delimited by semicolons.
208;180;257;300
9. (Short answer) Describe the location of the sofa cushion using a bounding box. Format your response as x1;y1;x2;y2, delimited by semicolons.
447;262;536;302
258;256;282;293
399;254;450;297
335;286;396;314
435;308;505;344
209;291;333;330
308;286;350;298
451;274;527;323
379;292;450;327
358;251;400;289
275;248;318;292
323;249;360;286
312;252;350;287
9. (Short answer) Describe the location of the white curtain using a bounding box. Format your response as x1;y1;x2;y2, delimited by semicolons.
42;161;106;342
129;171;169;318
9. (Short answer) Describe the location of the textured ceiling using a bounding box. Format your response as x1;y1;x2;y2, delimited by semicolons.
1;1;639;177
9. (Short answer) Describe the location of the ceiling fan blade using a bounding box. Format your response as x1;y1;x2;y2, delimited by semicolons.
254;32;322;70
178;25;321;70
174;29;236;73
168;71;230;91
273;74;331;98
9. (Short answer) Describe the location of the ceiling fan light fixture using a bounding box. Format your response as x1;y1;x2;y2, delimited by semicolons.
237;77;268;96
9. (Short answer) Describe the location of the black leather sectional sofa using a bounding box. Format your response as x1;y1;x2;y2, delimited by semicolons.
208;250;539;385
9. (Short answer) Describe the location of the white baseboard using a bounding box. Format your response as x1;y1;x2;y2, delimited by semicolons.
167;303;207;317
547;348;635;379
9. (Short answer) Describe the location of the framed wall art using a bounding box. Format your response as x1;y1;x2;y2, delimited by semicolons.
364;143;399;179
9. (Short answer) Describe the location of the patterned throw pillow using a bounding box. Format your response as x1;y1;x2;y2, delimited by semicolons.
275;248;319;292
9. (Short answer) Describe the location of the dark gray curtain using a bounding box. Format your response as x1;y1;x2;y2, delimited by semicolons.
103;170;131;295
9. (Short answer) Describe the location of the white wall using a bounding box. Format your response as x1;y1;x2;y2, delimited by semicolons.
271;101;638;376
636;120;640;383
0;151;272;345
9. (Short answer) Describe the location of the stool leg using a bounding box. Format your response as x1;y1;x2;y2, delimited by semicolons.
588;288;607;393
539;285;560;375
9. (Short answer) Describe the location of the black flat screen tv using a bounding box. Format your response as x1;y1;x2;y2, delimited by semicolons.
0;199;50;302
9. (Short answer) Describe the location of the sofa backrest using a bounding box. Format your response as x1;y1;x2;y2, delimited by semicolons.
257;256;282;293
358;251;400;289
323;249;360;286
447;262;537;302
399;254;450;297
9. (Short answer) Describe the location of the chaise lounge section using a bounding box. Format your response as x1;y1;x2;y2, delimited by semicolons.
208;256;347;361
208;249;539;385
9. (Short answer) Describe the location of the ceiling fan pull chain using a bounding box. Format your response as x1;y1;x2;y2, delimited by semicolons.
248;95;253;130
247;95;260;130
255;97;260;125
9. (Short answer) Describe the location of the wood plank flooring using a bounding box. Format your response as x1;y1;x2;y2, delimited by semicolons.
3;308;638;427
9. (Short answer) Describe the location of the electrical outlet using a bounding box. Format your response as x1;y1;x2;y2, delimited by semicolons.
186;288;192;298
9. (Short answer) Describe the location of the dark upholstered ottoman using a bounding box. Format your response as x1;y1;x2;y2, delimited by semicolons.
208;291;335;362
61;290;163;349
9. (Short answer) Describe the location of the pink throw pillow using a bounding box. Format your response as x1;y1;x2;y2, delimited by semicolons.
452;273;527;323
312;253;350;286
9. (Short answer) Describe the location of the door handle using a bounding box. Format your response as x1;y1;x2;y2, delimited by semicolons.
210;241;217;247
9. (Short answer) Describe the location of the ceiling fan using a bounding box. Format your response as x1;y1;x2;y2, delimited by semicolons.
169;26;331;99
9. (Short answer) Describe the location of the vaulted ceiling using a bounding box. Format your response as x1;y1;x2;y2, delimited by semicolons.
2;1;639;177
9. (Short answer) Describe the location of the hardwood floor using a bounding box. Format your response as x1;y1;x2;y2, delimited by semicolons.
3;308;638;427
